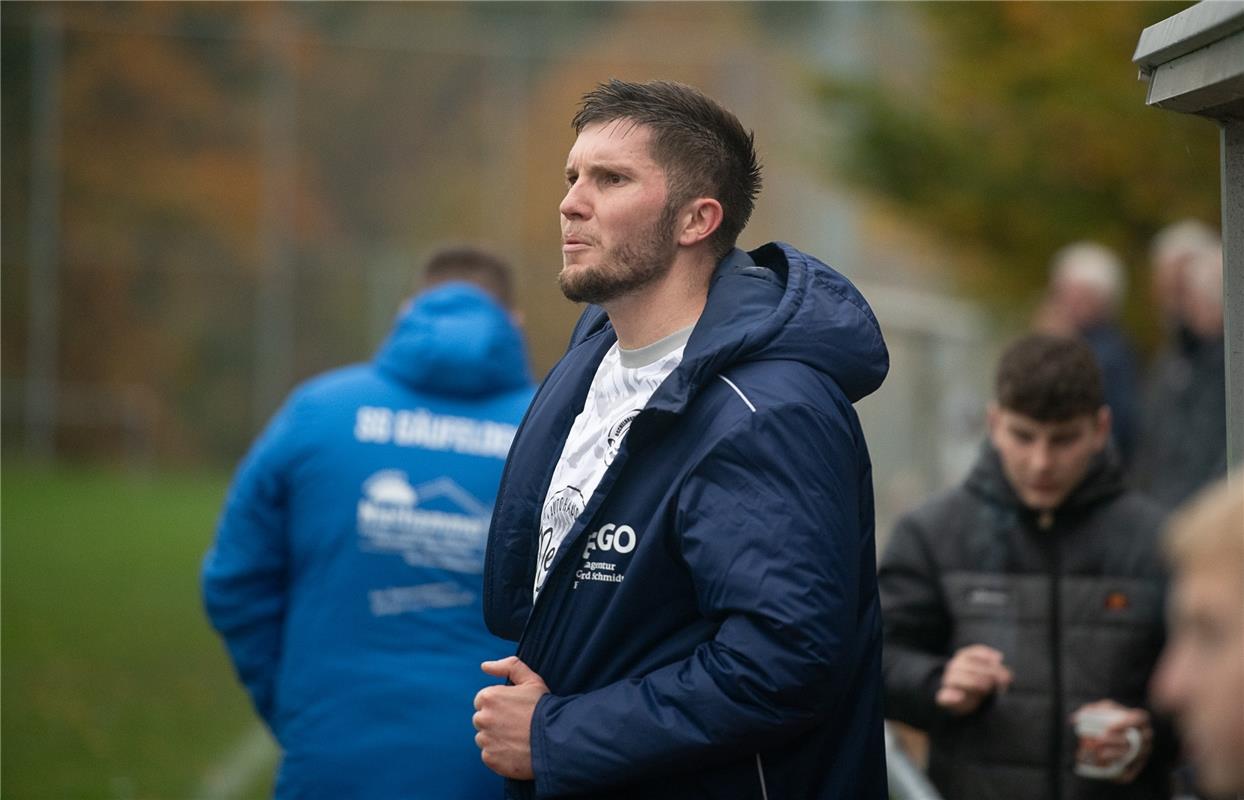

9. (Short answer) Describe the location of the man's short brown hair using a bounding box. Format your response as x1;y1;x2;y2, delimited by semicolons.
995;334;1104;421
420;247;515;309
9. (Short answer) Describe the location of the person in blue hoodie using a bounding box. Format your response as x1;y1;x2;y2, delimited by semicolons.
203;247;534;799
473;79;889;799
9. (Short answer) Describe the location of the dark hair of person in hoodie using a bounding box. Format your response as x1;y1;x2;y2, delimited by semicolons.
420;246;516;310
995;333;1104;422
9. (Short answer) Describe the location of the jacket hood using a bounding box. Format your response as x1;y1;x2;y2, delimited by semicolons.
375;282;531;397
569;242;889;411
965;439;1125;516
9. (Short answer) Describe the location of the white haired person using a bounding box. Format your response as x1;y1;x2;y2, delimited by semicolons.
1148;219;1220;332
1035;241;1141;465
1132;238;1226;510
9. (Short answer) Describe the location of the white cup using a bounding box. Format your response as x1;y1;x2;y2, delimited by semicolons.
1074;707;1142;779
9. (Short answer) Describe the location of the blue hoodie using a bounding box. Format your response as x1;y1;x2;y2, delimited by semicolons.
484;244;890;799
203;282;533;799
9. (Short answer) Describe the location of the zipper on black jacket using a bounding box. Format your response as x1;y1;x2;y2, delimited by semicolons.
1047;517;1064;800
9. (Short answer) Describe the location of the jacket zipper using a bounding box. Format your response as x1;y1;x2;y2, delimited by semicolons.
1047;513;1064;800
484;366;560;636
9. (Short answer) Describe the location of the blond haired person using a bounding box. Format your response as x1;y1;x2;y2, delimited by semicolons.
1152;476;1244;798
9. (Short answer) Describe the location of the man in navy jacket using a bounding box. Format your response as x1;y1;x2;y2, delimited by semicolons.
474;79;889;799
203;248;533;798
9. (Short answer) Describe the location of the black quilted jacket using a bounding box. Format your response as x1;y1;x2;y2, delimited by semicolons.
879;444;1175;800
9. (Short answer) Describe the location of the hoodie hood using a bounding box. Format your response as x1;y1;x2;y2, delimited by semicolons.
375;282;531;397
965;439;1125;517
578;242;887;412
710;242;889;402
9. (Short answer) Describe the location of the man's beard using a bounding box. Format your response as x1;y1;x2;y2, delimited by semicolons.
559;202;680;305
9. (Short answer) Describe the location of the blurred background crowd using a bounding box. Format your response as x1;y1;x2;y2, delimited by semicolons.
0;2;1229;798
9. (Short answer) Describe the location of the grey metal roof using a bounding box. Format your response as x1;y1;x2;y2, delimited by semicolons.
1133;0;1244;120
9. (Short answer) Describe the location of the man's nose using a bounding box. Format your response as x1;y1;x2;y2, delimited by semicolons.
1031;442;1052;471
560;182;590;220
1149;644;1188;713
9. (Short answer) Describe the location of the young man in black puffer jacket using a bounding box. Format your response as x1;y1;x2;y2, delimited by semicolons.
880;333;1175;800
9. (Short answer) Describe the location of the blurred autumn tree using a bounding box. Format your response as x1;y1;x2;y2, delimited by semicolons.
0;1;783;467
4;3;278;460
1;2;576;463
817;1;1220;341
11;2;1195;466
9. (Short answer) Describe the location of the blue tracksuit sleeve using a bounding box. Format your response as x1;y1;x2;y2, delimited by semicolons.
202;403;297;729
530;404;867;796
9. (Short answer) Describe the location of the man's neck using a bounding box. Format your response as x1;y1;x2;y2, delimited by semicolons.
604;252;715;350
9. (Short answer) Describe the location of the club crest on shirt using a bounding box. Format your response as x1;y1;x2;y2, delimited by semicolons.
604;410;640;465
535;486;586;597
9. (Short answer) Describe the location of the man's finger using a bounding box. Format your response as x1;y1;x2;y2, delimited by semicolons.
502;657;544;686
1103;709;1148;734
481;656;519;678
959;645;1005;665
947;661;1005;684
943;669;997;694
948;657;1012;691
1094;742;1131;762
936;686;966;706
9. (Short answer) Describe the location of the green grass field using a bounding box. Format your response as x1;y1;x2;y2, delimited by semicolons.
2;461;277;799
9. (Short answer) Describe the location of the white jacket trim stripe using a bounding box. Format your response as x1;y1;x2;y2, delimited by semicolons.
755;753;770;800
718;375;757;413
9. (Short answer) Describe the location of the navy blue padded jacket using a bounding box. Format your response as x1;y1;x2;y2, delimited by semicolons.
484;243;890;799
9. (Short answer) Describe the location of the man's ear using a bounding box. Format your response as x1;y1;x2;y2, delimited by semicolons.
1093;405;1113;450
676;198;723;247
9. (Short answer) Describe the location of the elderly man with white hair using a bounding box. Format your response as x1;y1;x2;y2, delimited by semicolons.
1037;241;1141;465
1132;231;1227;511
1148;219;1221;330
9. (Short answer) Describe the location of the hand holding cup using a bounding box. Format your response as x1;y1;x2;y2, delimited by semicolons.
1071;700;1152;782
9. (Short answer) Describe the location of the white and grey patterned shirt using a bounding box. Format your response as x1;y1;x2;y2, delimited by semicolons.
532;325;693;600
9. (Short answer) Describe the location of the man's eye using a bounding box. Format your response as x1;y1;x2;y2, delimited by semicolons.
1189;620;1227;650
603;173;624;185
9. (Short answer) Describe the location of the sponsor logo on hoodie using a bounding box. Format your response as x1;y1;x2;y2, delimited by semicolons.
572;522;637;590
357;471;490;574
368;582;475;617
